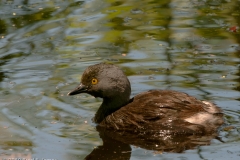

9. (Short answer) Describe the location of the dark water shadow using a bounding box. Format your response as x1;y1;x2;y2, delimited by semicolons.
84;127;131;160
84;126;222;160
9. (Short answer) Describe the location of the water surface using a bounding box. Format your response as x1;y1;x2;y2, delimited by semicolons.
0;0;239;159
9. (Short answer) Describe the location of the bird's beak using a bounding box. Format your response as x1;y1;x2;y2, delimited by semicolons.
67;83;88;96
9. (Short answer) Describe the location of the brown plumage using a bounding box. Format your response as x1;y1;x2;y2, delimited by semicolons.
68;63;223;136
101;90;223;135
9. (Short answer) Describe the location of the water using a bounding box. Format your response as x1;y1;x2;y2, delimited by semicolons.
0;0;239;159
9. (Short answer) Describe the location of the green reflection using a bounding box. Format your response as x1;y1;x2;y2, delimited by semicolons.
11;8;57;29
0;19;7;34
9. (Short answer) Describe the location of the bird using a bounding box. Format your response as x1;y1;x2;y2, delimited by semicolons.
68;63;223;136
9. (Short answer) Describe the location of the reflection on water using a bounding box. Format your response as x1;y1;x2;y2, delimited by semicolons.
84;126;223;160
0;0;239;159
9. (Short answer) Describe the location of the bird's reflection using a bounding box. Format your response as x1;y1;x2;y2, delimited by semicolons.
85;126;221;160
85;126;131;160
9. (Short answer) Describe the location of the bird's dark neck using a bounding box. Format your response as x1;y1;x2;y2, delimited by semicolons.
94;97;129;123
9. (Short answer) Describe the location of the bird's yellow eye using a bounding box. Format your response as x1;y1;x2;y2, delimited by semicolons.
91;78;98;85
